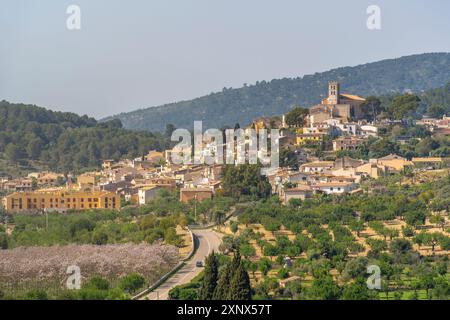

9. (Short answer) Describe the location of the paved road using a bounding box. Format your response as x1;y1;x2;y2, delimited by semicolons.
144;229;222;300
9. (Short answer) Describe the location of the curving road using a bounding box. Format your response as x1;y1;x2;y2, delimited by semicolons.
144;229;222;300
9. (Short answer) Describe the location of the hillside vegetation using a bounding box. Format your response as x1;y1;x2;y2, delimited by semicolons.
0;101;170;175
103;53;450;132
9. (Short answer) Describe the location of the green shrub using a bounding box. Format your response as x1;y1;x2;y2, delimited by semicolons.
119;273;145;294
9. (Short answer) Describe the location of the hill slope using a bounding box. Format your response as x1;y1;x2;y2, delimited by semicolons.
103;53;450;132
0;101;169;175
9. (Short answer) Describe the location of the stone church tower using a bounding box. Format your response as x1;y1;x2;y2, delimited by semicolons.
328;81;340;105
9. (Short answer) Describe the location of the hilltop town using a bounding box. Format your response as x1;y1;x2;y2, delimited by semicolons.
1;81;449;301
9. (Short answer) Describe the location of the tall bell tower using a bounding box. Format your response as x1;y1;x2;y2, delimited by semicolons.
328;81;340;105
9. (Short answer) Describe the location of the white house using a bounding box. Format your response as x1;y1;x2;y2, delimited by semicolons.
138;185;163;205
311;182;356;195
300;161;334;174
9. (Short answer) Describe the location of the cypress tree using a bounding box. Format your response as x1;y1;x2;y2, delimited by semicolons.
229;260;252;300
213;250;239;300
230;248;241;269
213;263;231;299
198;251;218;300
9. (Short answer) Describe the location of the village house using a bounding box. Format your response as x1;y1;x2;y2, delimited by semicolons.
305;173;335;185
251;116;282;131
27;172;65;186
100;180;133;193
356;162;385;179
180;187;214;203
354;154;412;179
138;185;164;205
295;125;328;146
326;119;359;136
411;157;443;169
300;161;334;174
0;178;33;192
359;124;378;137
75;173;98;191
374;154;412;172
268;168;309;195
281;185;314;205
37;172;64;186
417;115;450;129
332;136;365;151
146;150;165;163
312;181;357;195
101;159;115;170
331;158;366;183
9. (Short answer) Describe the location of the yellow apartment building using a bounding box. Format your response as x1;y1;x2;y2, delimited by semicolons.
295;127;325;146
3;190;120;213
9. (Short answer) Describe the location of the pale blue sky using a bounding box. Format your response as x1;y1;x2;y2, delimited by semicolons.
1;0;450;118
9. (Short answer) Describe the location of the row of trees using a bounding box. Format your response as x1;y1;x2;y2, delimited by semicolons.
1;204;186;249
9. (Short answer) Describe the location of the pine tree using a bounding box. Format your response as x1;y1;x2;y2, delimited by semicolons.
229;261;252;300
198;251;218;300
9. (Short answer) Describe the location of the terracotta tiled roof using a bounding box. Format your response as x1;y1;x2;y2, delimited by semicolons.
339;93;366;101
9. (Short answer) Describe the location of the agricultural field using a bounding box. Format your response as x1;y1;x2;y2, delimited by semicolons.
200;174;450;300
0;200;191;299
0;243;178;299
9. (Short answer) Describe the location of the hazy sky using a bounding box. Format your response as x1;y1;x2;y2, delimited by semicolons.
1;0;450;118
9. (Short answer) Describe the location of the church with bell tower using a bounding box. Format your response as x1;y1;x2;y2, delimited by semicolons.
309;81;366;124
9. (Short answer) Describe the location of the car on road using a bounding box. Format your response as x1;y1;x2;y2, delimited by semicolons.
195;261;203;267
